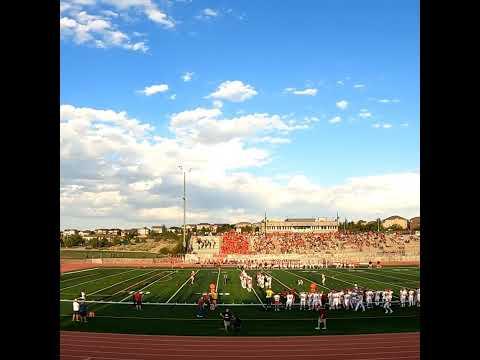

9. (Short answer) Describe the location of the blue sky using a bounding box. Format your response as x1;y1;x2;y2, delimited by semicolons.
60;0;419;229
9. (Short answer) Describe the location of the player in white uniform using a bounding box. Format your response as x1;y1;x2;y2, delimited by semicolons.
247;276;252;292
266;275;272;289
344;291;351;310
416;288;420;307
313;291;321;310
355;291;365;312
190;271;195;285
365;290;373;308
286;292;294;310
308;291;314;310
374;290;381;306
321;274;326;286
400;288;407;307
240;273;246;289
408;289;415;307
80;290;86;300
383;289;394;314
297;279;304;287
327;291;333;309
273;294;281;311
299;291;307;310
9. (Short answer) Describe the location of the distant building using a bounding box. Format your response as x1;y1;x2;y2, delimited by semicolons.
264;218;338;233
168;226;181;233
151;226;164;233
108;229;122;236
196;223;212;231
95;229;109;235
234;222;253;233
78;230;94;237
137;227;151;237
63;229;78;236
409;217;420;231
382;216;408;230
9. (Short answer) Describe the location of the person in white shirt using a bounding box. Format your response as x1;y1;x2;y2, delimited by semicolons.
190;271;195;285
308;292;314;310
273;294;281;311
80;290;86;300
297;279;304;287
384;289;394;314
408;289;415;307
299;292;307;310
416;288;420;307
286;292;294;310
247;277;253;292
344;291;351;310
366;290;374;308
313;291;321;310
72;299;80;322
355;291;365;312
321;274;326;286
375;290;381;307
400;288;407;307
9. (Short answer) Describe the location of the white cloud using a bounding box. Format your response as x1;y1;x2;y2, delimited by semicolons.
60;10;148;52
358;109;372;119
203;8;218;17
304;116;320;123
378;98;400;103
336;100;349;110
212;100;223;108
336;80;344;86
329;116;342;124
181;72;194;82
354;84;365;88
401;123;409;127
139;84;169;96
372;123;392;129
170;94;176;100
284;88;318;96
207;80;258;102
61;104;419;228
102;0;175;28
254;137;291;144
169;107;308;144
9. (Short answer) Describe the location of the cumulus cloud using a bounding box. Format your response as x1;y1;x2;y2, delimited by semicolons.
378;98;400;103
138;84;169;96
60;9;148;52
329;116;342;124
336;100;349;110
336;80;344;86
353;84;366;88
285;88;318;96
182;72;194;82
358;109;372;119
203;8;218;17
207;81;258;102
60;104;419;228
401;123;409;127
372;123;392;129
102;0;175;28
169;94;176;100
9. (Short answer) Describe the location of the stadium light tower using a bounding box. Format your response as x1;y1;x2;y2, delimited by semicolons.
178;165;192;252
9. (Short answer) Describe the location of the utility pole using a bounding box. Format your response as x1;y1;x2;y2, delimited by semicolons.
264;210;267;238
179;166;191;252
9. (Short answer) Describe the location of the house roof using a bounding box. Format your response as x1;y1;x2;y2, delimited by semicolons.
383;215;407;221
409;216;420;221
285;218;316;222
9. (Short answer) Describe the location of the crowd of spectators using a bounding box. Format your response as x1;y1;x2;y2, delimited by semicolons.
220;231;250;254
195;237;217;250
248;231;418;255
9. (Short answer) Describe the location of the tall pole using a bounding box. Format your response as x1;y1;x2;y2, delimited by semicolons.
377;218;380;232
183;171;186;252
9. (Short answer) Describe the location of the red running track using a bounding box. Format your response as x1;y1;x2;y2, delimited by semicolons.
61;331;419;360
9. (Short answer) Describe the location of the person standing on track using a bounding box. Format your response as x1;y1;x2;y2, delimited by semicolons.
265;287;274;309
72;299;80;322
315;306;327;330
220;308;232;333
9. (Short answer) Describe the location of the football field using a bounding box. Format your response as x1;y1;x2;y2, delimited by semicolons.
60;266;420;336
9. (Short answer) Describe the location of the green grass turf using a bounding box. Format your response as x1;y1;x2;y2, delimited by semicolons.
60;266;420;336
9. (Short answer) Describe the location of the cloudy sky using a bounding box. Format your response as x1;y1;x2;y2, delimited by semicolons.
60;0;420;230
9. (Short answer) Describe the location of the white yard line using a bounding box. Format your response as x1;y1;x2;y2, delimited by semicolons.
60;273;99;283
59;312;417;320
88;269;159;296
282;270;331;291
241;270;265;307
119;271;176;302
327;268;406;291
378;268;421;280
60;269;137;291
62;267;99;275
165;270;201;303
110;270;167;298
215;267;221;293
363;270;420;284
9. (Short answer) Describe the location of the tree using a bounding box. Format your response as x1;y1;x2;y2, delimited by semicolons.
88;237;99;248
112;236;122;246
63;234;84;247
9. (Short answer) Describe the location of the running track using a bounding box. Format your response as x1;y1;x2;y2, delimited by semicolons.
61;331;419;360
